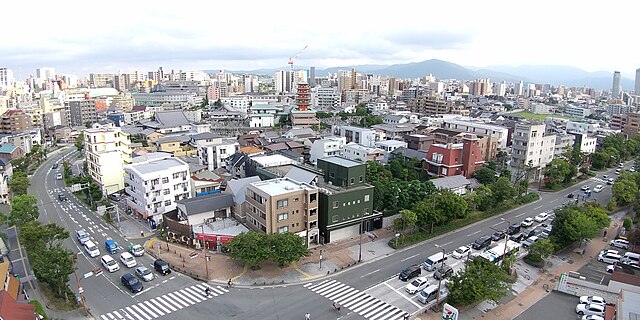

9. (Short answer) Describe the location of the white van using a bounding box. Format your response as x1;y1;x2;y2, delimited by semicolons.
101;255;120;272
84;240;100;258
423;252;447;271
621;252;640;266
417;284;440;304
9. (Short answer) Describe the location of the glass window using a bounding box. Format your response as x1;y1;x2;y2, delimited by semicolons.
164;200;171;206
277;213;288;221
276;199;288;208
331;215;338;223
278;226;288;233
364;195;370;202
332;201;339;209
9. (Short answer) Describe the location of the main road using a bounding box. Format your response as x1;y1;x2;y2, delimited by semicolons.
33;147;622;320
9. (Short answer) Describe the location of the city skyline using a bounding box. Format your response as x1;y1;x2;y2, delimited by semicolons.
2;0;638;77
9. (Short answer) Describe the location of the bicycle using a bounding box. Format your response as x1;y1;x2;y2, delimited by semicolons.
332;302;341;314
227;279;235;288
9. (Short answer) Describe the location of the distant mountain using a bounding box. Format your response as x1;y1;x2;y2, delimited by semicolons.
485;64;633;89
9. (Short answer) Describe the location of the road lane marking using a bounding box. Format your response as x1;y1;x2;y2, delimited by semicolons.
534;205;543;209
515;212;527;218
550;198;558;202
467;230;481;237
360;268;381;278
400;254;420;262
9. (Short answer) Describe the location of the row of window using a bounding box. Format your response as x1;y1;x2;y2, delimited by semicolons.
331;208;370;223
331;195;370;209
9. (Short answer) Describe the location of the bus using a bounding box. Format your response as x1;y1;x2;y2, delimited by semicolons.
478;240;521;264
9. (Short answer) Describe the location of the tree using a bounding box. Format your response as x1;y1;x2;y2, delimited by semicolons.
20;221;69;252
9;171;30;196
395;209;417;234
30;244;74;298
225;232;271;269
9;194;39;226
269;232;309;267
612;178;638;205
448;258;510;306
542;158;571;187
75;132;84;151
496;151;509;169
473;167;497;185
590;151;608;170
489;177;516;203
623;217;633;231
468;184;495;211
527;238;554;261
551;204;611;248
435;191;469;220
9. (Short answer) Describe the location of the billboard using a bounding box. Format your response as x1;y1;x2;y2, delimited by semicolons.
442;303;458;320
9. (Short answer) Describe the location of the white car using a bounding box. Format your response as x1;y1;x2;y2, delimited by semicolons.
579;296;605;306
580;185;591;191
598;252;622;264
600;249;620;256
521;217;534;228
534;212;548;223
135;266;154;282
120;252;138;268
56;173;63;180
405;276;430;294
101;255;120;273
451;246;470;259
522;236;540;248
582;315;605;320
610;239;630;249
576;303;605;316
593;185;604;193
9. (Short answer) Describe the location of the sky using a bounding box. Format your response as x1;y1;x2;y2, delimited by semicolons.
2;0;638;78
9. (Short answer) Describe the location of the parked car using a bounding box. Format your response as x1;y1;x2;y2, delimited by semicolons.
521;218;534;228
399;265;421;281
610;239;630;250
575;303;605;316
598;251;622;264
109;193;122;201
580;185;591;191
579;296;606;306
522;229;537;238
522;236;540;248
135;266;154;282
491;231;506;242
582;315;605;320
451;246;470;259
607;178;615;185
121;273;143;293
56;173;63;180
472;236;492;250
534;212;548;222
508;224;521;234
120;252;137;268
153;259;171;276
509;233;525;242
593;185;604;193
567;193;575;199
405;276;429;294
602;175;609;179
433;265;454;280
129;244;145;257
101;255;120;273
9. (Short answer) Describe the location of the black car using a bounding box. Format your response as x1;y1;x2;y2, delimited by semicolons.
121;273;143;293
154;259;171;276
522;229;536;238
509;233;525;242
52;163;59;169
57;193;67;201
508;224;521;235
491;231;506;242
567;193;574;198
433;265;453;280
472;236;492;250
399;265;421;281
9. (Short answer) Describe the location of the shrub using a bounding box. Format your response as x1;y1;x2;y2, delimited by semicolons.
523;253;544;268
624;217;633;231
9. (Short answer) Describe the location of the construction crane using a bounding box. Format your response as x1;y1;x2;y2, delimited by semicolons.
287;45;308;72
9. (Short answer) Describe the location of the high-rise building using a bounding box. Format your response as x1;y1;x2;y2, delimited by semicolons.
36;67;55;80
515;81;524;96
274;70;292;93
612;71;622;99
635;68;640;94
0;68;14;88
85;125;132;195
309;66;316;87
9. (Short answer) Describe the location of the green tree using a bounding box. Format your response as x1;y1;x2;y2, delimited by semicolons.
527;238;554;260
20;221;69;252
9;171;30;196
551;203;611;248
612;178;638;205
200;97;209;108
590;151;608;170
542;158;571;187
9;194;39;226
225;232;271;269
75;132;84;151
30;244;74;298
473;167;497;185
269;232;309;267
448;258;510;306
468;184;495;211
623;217;633;231
316;111;333;119
435;191;469;220
489;177;516;203
395;209;418;234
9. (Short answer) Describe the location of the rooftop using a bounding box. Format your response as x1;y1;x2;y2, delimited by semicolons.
431;175;471;190
376;140;407;146
444;119;508;131
320;156;362;168
250;177;317;196
0;145;17;154
177;193;234;216
193;218;249;237
252;154;298;168
127;157;188;175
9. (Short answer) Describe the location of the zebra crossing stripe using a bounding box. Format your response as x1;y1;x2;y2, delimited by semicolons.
216;285;229;293
167;292;191;307
182;287;204;302
316;282;345;295
100;315;109;320
160;294;183;310
362;302;389;318
368;305;396;320
337;289;364;306
154;296;177;312
342;294;370;308
376;308;405;320
310;280;335;292
313;280;341;293
124;306;144;320
144;300;166;317
172;290;196;305
195;284;218;296
150;298;172;314
138;301;160;318
211;286;226;295
352;296;377;313
112;311;124;320
324;286;354;300
130;305;151;320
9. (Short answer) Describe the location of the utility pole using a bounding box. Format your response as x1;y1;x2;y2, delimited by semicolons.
358;210;366;263
71;255;89;316
201;224;209;280
434;244;446;310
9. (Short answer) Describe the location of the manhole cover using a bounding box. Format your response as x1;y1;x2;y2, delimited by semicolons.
567;259;574;264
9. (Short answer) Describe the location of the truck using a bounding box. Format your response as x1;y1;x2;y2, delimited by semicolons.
478;240;521;264
128;243;144;257
105;239;119;254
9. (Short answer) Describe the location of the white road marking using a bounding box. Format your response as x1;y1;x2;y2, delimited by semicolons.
467;230;481;237
360;268;381;278
400;254;420;262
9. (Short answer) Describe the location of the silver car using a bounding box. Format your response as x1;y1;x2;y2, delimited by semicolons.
135;266;154;282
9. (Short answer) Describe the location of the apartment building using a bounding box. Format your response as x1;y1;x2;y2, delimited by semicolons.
197;139;239;171
623;113;640;138
0;110;31;134
341;142;385;163
69;100;97;127
511;122;556;178
611;114;626;130
84;126;132;195
409;96;454;115
554;134;575;158
424;134;484;178
313;87;340;109
331;125;381;147
309;136;346;165
245;177;319;246
404;134;434;151
442;119;509;149
124;154;191;223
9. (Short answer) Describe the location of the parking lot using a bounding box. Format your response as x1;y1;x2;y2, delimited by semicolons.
515;291;580;320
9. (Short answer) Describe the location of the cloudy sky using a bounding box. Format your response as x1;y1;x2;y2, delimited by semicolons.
2;0;637;78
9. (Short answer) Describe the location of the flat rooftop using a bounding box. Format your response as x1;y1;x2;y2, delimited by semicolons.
129;157;187;175
252;154;298;167
444;119;508;131
320;156;362;168
250;177;317;196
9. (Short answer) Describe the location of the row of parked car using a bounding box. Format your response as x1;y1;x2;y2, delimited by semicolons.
76;229;171;293
575;295;608;319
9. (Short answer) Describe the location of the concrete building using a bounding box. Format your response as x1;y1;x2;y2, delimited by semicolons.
309;136;346;165
314;87;340;109
566;121;600;134
0;110;32;134
245;177;319;246
196;139;239;171
606;104;636;116
69;100;98;127
409;96;457;115
636;68;640;94
442;119;509;149
404;134;434;151
124;154;191;223
564;105;591;118
331;125;381;147
613;71;621;99
341;142;385;163
424;134;485;178
0;158;12;204
554;134;575;158
511;122;556;179
84;126;132;195
623;113;640;138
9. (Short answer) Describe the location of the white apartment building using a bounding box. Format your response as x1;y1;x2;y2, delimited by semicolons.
511;123;556;177
577;134;597;154
220;95;281;114
198;139;239;171
566;121;600;134
375;140;408;163
309;136;346;165
443;119;509;149
84;126;132;195
554;134;575;158
331;125;382;147
248;104;280;128
124;154;191;223
313;87;340;109
342;142;384;163
564;105;591;118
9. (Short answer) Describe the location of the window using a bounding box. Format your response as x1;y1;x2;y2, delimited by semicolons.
276;199;288;208
277;213;288;221
293;198;299;202
331;215;338;223
163;189;170;195
332;201;339;209
350;178;354;184
162;177;169;184
359;176;363;182
330;172;335;178
364;195;370;202
164;200;171;206
278;226;288;233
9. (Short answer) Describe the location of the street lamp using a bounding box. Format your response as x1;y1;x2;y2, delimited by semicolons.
434;244;446;310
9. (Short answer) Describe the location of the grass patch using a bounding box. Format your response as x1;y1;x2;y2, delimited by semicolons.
30;300;48;320
513;111;571;120
390;194;540;249
37;280;78;312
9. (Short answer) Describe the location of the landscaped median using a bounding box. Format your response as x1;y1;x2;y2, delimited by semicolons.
389;193;540;249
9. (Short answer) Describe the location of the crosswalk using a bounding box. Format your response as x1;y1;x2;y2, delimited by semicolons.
99;283;228;320
590;177;608;184
304;280;407;320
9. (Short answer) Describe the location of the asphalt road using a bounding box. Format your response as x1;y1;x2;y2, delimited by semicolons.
514;291;579;320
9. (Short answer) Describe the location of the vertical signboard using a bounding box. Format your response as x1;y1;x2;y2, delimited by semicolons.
442;303;458;320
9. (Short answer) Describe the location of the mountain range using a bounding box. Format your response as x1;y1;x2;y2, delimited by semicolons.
212;59;634;90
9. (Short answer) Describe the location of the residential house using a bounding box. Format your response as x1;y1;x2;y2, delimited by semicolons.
431;175;472;195
309;137;346;165
341;142;384;163
404;134;434;151
0;159;12;204
442;119;509;149
225;176;261;222
0;145;23;161
424;134;485;178
371;123;418;140
194;136;239;171
331;125;381;147
191;170;224;197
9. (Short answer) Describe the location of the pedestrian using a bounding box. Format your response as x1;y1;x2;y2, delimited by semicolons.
140;230;144;237
227;278;233;288
604;230;608;238
204;287;211;297
305;313;310;320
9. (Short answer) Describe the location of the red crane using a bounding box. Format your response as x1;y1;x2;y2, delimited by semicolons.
287;45;308;72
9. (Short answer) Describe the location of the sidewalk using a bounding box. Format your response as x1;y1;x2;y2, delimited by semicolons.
143;226;397;285
419;216;622;320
